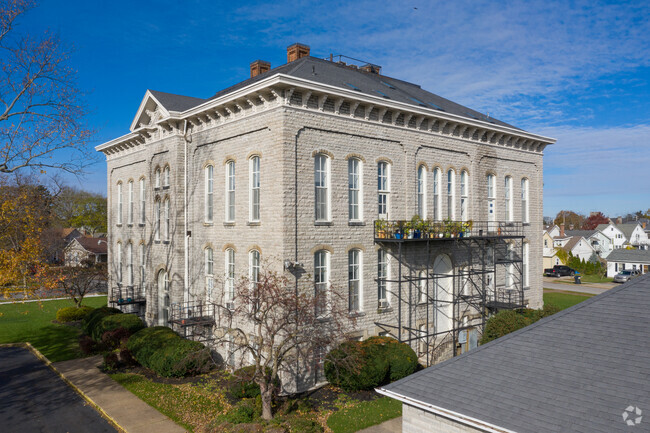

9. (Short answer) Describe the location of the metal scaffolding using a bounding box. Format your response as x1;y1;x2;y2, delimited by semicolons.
374;220;525;366
109;285;146;320
168;300;216;342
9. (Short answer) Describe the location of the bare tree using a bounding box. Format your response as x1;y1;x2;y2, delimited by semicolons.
213;263;356;420
0;0;94;175
54;261;106;307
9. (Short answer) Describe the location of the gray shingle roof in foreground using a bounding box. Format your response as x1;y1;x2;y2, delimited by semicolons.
606;248;650;263
379;274;650;433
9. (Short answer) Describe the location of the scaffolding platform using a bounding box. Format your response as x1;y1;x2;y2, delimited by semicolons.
169;301;215;342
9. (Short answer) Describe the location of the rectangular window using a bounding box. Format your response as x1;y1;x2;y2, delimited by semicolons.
127;243;133;286
163;166;170;187
164;199;170;241
447;170;455;220
348;250;361;312
315;155;330;221
117;183;123;225
523;243;529;287
377;249;389;306
205;248;214;297
204;165;213;223
140;243;145;291
226;162;235;222
250;157;260;222
154;200;160;241
378;162;390;218
155;169;161;189
505;177;512;222
348;159;361;221
225;249;235;304
460;171;468;222
116;243;122;285
487;174;496;223
433;168;441;220
521;178;529;223
128;181;134;225
315;250;329;317
418;271;426;303
139;178;146;224
417;165;426;218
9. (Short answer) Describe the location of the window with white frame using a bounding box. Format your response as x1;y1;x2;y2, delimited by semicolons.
116;242;122;285
418;271;427;303
163;165;170;188
139;178;146;225
163;198;170;241
433;167;441;220
314;250;330;317
377;249;389;307
127;180;134;225
505;176;513;222
348;249;362;312
506;243;514;288
348;158;362;221
377;161;390;218
205;247;214;297
116;182;123;225
157;270;169;326
226;161;235;222
487;174;496;221
154;168;161;189
314;154;330;221
225;248;235;305
154;199;160;241
250;156;260;222
249;249;260;312
204;165;213;223
417;165;427;218
447;169;455;219
523;242;529;287
460;170;468;221
140;243;145;290
127;242;133;287
521;178;529;223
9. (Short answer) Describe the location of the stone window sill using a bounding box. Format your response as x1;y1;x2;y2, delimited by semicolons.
223;222;235;227
348;221;365;226
247;221;261;226
314;221;333;226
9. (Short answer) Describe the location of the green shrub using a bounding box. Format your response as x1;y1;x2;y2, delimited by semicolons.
220;398;260;424
103;351;119;370
231;365;281;399
324;340;389;391
363;336;418;382
93;314;144;341
101;327;132;349
82;306;122;337
56;306;94;322
480;310;531;345
127;326;212;377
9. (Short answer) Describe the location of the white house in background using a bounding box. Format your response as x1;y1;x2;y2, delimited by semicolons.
605;249;650;277
617;223;649;249
559;236;597;262
565;229;614;258
542;230;563;268
596;223;626;250
546;225;561;238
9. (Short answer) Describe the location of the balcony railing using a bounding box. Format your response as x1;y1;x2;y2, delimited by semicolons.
109;285;145;305
486;287;523;310
374;220;523;241
169;301;215;327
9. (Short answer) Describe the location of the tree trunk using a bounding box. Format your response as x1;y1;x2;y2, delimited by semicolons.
259;381;273;420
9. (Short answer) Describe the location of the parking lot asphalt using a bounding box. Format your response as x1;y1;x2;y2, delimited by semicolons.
0;346;116;433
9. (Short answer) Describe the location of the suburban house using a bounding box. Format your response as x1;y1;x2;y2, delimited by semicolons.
96;44;555;390
565;229;613;258
617;222;649;249
542;230;561;268
596;223;626;249
605;249;650;277
378;274;650;432
64;237;108;266
557;235;597;262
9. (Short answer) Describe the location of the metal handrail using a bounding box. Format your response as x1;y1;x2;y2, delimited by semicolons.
374;220;523;240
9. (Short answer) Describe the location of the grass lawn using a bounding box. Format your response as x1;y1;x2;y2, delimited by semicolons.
543;291;593;310
0;296;107;362
327;397;401;433
553;274;613;284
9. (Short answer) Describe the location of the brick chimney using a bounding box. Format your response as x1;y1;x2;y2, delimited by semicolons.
560;223;565;238
360;63;381;75
250;60;271;78
287;43;310;63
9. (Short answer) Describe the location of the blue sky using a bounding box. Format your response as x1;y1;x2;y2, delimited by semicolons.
23;0;650;218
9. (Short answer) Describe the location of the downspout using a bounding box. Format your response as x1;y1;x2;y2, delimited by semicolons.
183;120;190;306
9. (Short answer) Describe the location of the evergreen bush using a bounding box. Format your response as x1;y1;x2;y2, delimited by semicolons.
93;314;144;341
324;340;389;391
82;306;122;337
56;306;94;322
363;336;418;382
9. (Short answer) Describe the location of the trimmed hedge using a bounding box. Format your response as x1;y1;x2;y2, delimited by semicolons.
363;336;418;382
480;304;562;345
56;306;94;322
93;314;144;341
82;306;122;338
127;326;212;377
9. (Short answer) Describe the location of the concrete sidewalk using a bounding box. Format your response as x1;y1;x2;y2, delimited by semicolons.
357;417;401;432
54;356;186;433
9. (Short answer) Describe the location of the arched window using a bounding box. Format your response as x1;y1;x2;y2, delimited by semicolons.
225;248;235;305
163;165;170;188
126;242;133;287
127;180;134;225
433;168;441;221
521;178;529;223
418;270;427;303
205;165;213;223
249;156;260;222
139;178;146;225
460;170;469;221
116;242;123;285
154;199;161;241
157;270;169;325
226;161;235;222
249;249;260;286
377;161;390;218
348;249;362;312
154;168;161;189
314;250;330;317
163;198;170;241
377;249;390;307
505;176;513;222
523;243;529;288
348;158;362;221
205;247;214;297
314;154;330;221
116;182;123;225
417;165;427;218
487;174;496;223
447;169;455;219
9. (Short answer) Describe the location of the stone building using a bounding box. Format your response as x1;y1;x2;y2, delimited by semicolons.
97;44;554;389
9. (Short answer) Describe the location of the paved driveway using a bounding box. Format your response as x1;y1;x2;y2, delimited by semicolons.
0;347;116;433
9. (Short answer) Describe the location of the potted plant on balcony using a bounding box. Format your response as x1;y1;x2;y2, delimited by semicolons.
411;215;423;239
375;219;388;239
395;221;405;239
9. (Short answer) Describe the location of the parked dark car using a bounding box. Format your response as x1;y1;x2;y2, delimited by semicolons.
544;265;576;277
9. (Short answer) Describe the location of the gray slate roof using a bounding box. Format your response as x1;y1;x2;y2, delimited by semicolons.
151;56;518;129
617;223;641;241
380;274;650;433
565;229;596;239
605;248;650;263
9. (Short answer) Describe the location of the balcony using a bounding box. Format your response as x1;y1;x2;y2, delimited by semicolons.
109;286;146;305
485;287;524;311
374;220;523;242
169;301;215;327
